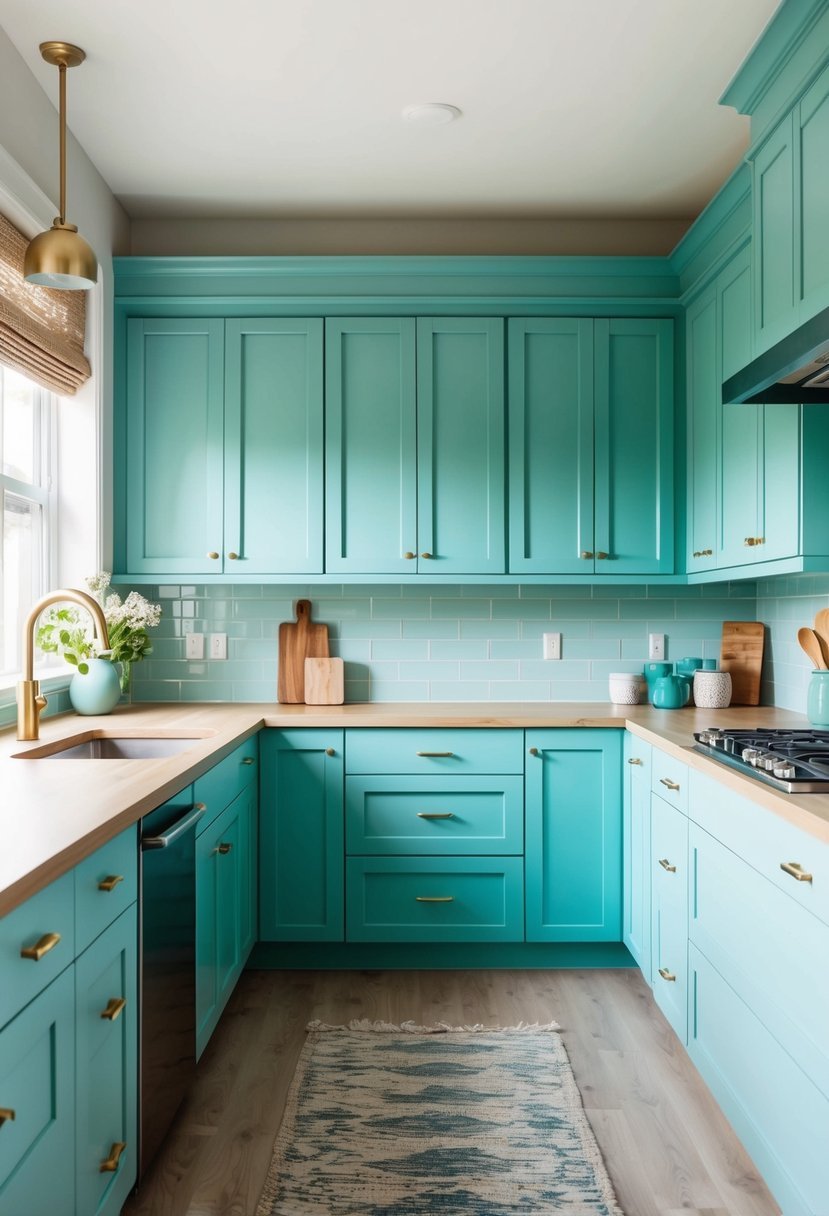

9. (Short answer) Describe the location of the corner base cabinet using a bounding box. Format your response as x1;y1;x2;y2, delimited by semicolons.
525;730;622;941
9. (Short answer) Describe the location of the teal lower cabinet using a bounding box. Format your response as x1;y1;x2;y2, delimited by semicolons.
0;966;75;1216
650;788;689;1042
259;730;344;941
525;730;622;942
75;907;138;1216
622;733;652;974
0;827;139;1216
346;857;524;942
196;784;257;1059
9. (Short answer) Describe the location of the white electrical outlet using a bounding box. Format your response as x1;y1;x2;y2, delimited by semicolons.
209;633;227;660
186;632;204;660
543;632;562;660
649;633;665;660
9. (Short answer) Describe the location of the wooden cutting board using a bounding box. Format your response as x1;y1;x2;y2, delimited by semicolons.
304;657;345;705
719;621;765;706
277;600;330;703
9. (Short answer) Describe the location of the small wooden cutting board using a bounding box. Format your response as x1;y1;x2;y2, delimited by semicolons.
720;621;765;706
277;600;329;703
304;657;345;705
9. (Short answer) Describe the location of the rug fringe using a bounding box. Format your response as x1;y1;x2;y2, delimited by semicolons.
306;1017;562;1034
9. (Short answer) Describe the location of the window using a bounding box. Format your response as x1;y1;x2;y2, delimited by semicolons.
0;363;57;677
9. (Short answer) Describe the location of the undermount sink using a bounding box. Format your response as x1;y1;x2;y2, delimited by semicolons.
14;730;216;760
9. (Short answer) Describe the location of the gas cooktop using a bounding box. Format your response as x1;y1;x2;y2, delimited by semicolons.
693;727;829;793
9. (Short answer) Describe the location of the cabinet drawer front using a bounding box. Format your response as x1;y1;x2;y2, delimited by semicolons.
690;769;829;928
75;827;138;955
650;751;688;813
0;966;75;1212
345;776;523;855
345;728;523;775
690;944;829;1216
652;894;688;1043
0;873;75;1030
194;736;258;833
346;857;524;942
691;822;829;1097
651;792;689;910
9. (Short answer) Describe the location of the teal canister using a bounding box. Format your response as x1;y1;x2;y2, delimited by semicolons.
644;661;672;701
806;670;829;727
651;674;691;710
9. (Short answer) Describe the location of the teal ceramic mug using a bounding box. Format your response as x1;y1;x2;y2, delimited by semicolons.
643;661;672;701
651;674;691;710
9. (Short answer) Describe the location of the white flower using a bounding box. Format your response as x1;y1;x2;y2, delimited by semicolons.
86;571;112;596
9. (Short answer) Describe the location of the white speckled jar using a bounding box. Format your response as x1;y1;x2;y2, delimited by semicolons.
608;673;641;705
693;669;732;709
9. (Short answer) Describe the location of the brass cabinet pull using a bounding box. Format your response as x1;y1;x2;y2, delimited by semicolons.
98;874;124;892
755;537;765;545
403;551;416;559
528;747;540;757
744;537;755;546
417;812;455;819
99;1142;126;1173
420;552;434;559
227;551;239;560
595;551;609;560
416;751;454;758
701;548;713;556
627;757;643;766
213;842;232;855
693;550;701;557
415;896;454;903
241;756;255;765
580;551;594;559
0;1108;15;1126
658;967;676;982
20;932;61;961
658;858;677;873
659;778;680;791
207;551;220;559
100;997;127;1021
780;861;813;884
325;747;336;756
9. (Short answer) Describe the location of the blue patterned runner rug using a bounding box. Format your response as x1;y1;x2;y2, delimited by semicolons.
255;1019;625;1216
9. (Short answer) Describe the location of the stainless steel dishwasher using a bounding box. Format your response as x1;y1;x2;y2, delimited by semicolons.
139;789;205;1177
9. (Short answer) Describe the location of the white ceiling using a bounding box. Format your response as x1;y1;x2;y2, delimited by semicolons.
1;0;780;222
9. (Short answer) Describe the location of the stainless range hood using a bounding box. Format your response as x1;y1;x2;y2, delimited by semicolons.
722;303;829;404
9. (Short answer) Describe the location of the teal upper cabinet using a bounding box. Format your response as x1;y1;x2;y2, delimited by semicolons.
326;317;505;575
509;317;673;575
125;317;323;576
126;318;225;575
685;284;718;572
751;59;829;352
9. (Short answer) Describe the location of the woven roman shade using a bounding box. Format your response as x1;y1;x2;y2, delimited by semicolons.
0;211;91;395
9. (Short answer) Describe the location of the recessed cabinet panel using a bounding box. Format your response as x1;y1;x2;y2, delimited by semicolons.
800;62;829;313
325;318;417;574
126;318;225;574
224;319;323;574
753;117;796;350
685;288;718;571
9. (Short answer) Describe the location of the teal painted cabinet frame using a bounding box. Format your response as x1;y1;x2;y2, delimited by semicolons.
525;729;622;941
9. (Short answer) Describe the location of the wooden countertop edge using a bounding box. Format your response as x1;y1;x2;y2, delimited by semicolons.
2;701;827;915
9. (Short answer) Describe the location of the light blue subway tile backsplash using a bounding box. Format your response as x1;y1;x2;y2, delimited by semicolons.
756;574;829;713
119;582;769;706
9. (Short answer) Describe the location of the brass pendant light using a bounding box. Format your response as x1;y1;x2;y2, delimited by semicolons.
24;41;97;290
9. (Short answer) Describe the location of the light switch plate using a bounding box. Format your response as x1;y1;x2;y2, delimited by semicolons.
543;632;562;660
649;633;665;660
186;632;204;660
209;633;227;660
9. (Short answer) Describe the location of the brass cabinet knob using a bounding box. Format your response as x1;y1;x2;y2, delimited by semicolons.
214;842;232;856
420;552;433;559
227;551;239;560
241;757;255;765
100;997;127;1021
658;967;677;982
403;551;416;560
0;1109;15;1126
325;747;336;756
100;1142;126;1173
528;747;540;757
207;551;220;560
97;875;124;892
580;551;594;559
627;757;643;766
595;551;609;560
744;537;756;547
20;932;61;961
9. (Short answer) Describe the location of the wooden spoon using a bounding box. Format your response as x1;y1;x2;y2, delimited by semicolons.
797;626;828;669
814;608;829;664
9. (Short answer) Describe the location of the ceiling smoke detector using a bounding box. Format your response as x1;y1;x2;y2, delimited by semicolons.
401;103;462;127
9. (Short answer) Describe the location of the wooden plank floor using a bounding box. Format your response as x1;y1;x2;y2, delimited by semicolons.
123;968;781;1216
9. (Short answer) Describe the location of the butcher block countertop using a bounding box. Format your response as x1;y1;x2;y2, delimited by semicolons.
1;700;826;916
